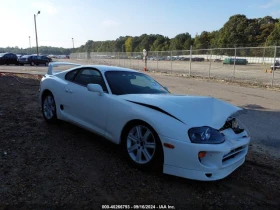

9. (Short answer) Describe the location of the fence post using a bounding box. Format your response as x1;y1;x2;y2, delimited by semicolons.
132;53;134;69
123;53;125;67
189;45;192;76
170;51;173;74
233;46;237;78
262;46;265;64
208;48;213;78
272;45;277;86
138;55;140;70
157;51;159;71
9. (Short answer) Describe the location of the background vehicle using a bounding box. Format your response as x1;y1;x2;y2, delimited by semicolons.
223;58;248;65
192;57;205;62
0;53;19;65
41;55;52;62
18;55;50;66
270;60;280;70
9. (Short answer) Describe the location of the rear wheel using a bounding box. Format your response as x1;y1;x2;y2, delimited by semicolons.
42;92;57;123
122;122;163;171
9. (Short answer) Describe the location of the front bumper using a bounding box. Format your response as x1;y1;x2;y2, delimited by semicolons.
164;156;245;181
159;129;250;181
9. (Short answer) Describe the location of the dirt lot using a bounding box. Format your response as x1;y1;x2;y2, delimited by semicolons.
0;71;280;209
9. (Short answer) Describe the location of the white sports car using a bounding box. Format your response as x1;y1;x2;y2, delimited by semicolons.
39;62;250;181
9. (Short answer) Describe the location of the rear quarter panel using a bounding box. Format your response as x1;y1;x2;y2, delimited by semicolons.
40;75;68;119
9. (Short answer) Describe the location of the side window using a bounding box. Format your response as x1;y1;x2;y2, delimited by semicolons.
65;70;78;81
73;68;108;92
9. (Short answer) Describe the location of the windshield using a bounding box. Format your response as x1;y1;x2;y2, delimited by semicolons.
105;71;169;95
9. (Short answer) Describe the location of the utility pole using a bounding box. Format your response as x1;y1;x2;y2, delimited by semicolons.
29;36;31;54
34;11;40;55
72;38;74;49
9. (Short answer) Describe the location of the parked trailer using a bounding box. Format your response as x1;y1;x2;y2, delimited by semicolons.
223;58;248;65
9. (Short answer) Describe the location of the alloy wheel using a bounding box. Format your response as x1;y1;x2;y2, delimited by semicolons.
126;125;156;164
43;95;55;120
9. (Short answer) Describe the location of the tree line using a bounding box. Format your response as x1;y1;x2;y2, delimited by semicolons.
76;15;280;53
0;46;74;55
1;15;279;55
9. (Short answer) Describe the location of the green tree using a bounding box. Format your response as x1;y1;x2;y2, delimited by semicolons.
169;33;192;50
267;20;280;46
125;37;133;54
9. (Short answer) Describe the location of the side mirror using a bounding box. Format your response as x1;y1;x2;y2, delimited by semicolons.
163;86;169;91
87;84;104;96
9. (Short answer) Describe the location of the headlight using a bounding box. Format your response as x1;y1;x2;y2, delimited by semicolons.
188;126;225;144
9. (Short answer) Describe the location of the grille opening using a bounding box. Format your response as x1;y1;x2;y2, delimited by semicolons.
222;146;246;162
223;154;237;162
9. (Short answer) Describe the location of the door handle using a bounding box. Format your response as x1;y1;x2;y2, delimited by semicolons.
65;88;73;93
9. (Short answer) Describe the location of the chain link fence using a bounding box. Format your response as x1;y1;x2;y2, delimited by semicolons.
70;46;280;87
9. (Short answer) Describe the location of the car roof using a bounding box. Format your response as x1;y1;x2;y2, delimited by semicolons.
76;65;139;73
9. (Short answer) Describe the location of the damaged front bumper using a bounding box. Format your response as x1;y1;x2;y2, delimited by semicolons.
160;129;250;181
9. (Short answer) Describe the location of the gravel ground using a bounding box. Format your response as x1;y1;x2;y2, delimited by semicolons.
1;73;280;210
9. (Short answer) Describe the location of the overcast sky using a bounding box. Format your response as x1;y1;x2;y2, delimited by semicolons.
0;0;279;48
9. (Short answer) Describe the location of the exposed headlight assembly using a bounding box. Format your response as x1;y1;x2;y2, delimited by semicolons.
188;127;225;144
223;117;245;134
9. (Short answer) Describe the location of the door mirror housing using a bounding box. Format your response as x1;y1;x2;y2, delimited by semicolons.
87;84;104;96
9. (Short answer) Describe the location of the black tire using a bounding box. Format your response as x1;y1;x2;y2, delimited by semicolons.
30;61;35;66
42;92;57;123
20;64;24;66
122;122;163;172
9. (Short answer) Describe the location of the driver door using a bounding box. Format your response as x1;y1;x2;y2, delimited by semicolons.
62;68;110;136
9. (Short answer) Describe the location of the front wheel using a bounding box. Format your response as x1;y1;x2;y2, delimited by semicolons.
42;92;57;123
122;123;163;171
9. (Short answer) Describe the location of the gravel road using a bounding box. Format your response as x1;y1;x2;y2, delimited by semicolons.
0;68;280;209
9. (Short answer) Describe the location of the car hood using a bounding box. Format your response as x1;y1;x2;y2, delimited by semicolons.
120;94;241;129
